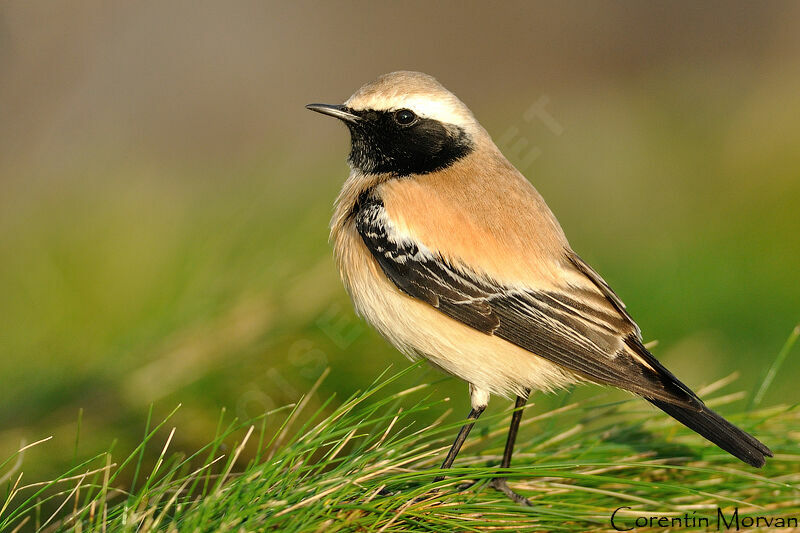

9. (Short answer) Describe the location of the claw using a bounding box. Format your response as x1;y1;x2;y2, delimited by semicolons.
489;478;532;506
455;479;478;491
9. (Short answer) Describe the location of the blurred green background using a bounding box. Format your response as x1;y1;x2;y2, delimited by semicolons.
1;1;798;486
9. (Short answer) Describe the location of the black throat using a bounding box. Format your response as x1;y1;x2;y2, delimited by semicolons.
345;109;474;176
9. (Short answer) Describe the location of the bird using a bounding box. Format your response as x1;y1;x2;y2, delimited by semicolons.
306;71;772;504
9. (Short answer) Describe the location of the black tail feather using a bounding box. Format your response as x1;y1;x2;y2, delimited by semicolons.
648;398;772;468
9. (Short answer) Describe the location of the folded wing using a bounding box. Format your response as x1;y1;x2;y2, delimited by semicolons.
355;195;701;408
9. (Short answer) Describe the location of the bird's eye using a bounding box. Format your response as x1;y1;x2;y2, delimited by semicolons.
394;109;417;126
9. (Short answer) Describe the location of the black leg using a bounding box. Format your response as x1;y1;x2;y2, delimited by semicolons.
500;393;528;468
489;391;533;506
434;405;486;482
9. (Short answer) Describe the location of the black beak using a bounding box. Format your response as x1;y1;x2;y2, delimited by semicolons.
305;103;359;123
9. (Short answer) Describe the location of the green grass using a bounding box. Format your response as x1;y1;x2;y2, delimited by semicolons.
2;69;800;531
2;359;798;532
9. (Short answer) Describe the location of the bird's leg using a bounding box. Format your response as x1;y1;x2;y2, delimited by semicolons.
498;392;528;470
433;405;486;482
489;391;532;506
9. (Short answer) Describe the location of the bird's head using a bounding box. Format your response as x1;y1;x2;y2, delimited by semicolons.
307;71;484;176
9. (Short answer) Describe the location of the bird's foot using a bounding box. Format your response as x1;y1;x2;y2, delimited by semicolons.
376;481;445;503
455;479;478;491
388;470;531;506
436;474;480;493
446;476;532;506
489;478;532;506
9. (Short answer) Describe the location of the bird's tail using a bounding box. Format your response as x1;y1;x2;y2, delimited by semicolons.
647;398;772;468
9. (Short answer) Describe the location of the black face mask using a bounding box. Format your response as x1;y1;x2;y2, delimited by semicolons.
346;108;474;176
